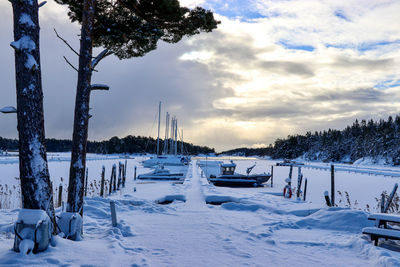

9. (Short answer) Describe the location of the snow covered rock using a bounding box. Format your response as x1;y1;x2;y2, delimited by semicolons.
56;212;83;241
13;209;52;253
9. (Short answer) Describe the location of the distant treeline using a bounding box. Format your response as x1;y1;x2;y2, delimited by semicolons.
221;115;400;165
0;135;215;155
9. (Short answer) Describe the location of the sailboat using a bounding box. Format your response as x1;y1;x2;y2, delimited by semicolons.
142;102;190;168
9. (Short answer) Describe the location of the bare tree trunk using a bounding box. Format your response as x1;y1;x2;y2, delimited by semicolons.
67;0;95;214
11;0;55;222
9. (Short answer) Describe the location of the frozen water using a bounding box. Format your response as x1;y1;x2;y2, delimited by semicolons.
0;155;399;265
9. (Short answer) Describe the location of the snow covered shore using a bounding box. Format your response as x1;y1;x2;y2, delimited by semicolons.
0;156;400;266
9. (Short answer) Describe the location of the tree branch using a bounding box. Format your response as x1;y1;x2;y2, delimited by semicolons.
54;28;80;57
63;56;78;72
91;49;112;69
38;1;47;8
91;84;110;91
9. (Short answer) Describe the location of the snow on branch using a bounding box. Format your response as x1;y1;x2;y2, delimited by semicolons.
91;49;112;69
91;84;110;91
38;1;47;8
0;106;17;114
54;28;80;57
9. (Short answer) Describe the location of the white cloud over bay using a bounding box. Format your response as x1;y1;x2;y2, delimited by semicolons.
0;0;399;151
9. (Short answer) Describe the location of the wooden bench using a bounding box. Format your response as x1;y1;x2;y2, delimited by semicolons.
363;213;400;245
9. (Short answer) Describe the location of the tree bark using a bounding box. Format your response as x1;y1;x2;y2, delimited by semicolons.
67;0;95;214
11;0;55;221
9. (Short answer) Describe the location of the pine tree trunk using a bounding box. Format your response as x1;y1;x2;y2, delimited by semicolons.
11;0;55;221
67;0;95;214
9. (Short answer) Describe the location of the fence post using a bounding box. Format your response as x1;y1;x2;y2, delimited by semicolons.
58;183;63;207
112;164;117;192
271;166;273;187
297;174;303;198
324;191;332;207
122;163;126;188
289;165;293;182
100;166;105;197
303;178;307;201
134;166;137;180
124;159;127;179
110;200;118;227
117;162;122;190
84;167;89;197
330;164;335;206
109;166;115;195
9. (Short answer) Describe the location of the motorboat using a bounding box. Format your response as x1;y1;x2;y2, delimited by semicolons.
208;161;271;187
137;164;185;181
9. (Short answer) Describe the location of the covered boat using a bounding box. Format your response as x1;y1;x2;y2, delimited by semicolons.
137;165;185;181
142;155;190;168
208;161;270;187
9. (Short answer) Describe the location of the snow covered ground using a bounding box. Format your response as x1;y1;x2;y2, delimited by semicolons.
0;155;400;266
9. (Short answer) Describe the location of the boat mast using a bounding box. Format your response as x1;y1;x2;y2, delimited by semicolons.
169;117;173;154
174;119;178;155
156;101;161;156
181;129;183;155
163;112;169;154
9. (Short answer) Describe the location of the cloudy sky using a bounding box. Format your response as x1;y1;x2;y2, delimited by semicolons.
0;0;400;151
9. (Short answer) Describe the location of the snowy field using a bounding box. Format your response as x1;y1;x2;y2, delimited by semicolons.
0;154;400;266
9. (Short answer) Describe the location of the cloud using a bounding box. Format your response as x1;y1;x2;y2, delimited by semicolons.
1;0;400;152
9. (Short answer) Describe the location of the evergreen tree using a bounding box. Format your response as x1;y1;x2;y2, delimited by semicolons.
54;0;219;214
10;0;55;224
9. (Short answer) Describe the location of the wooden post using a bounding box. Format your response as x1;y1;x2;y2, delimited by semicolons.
271;166;273;187
113;164;117;192
109;166;115;195
58;183;63;208
324;191;332;207
84;167;88;197
117;162;121;190
122;163;126;188
330;165;335;206
134;166;137;180
124;160;128;180
384;183;398;213
303;178;307;201
110;200;117;227
381;193;385;213
297;174;303;198
100;166;105;197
